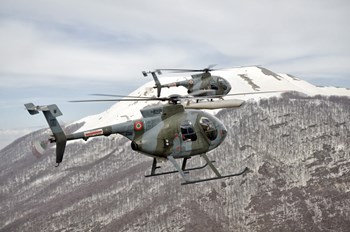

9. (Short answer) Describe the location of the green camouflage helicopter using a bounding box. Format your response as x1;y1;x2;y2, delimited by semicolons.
25;95;250;185
143;65;232;98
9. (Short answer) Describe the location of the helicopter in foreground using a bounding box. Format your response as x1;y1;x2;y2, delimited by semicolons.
143;65;232;98
25;95;248;185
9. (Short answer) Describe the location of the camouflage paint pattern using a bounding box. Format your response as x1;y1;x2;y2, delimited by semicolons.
26;103;227;164
161;72;232;96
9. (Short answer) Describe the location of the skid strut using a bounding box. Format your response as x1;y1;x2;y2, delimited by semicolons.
145;157;214;177
145;154;248;185
181;154;248;185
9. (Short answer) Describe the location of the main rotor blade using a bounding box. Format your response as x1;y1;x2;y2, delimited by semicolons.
157;65;265;74
90;94;154;99
206;64;217;70
226;90;289;97
180;90;288;103
157;69;205;73
69;97;168;103
227;90;287;96
72;90;288;103
158;65;218;73
194;90;288;100
184;99;245;109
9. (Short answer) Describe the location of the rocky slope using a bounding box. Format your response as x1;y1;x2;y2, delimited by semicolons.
1;92;350;231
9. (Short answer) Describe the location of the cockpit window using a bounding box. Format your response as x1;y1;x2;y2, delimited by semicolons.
218;78;227;90
209;80;218;90
210;83;219;90
199;117;218;141
180;120;197;141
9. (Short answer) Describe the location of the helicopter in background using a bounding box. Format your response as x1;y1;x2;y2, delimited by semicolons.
25;95;248;185
142;65;232;98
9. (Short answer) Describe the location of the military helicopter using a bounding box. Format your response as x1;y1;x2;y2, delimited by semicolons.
142;65;232;98
24;95;249;185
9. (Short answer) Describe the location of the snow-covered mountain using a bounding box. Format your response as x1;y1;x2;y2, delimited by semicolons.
75;66;350;132
1;66;350;231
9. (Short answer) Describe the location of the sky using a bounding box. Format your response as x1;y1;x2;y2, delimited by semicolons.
0;0;349;149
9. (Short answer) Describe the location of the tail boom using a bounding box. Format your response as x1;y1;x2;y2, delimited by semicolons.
25;103;135;165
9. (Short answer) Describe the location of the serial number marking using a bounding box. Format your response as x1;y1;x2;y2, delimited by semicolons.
84;129;103;137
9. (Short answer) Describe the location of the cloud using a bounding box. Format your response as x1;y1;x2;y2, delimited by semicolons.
1;0;348;85
0;128;35;150
0;19;194;88
0;0;349;144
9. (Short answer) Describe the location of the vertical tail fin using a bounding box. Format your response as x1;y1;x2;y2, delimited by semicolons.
151;72;162;97
25;103;67;166
142;70;162;97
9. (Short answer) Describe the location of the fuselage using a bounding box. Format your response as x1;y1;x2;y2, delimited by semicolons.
189;75;232;96
67;104;227;160
130;104;227;159
162;74;232;97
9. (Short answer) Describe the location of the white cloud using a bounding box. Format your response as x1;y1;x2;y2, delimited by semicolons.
1;0;349;86
0;19;194;88
0;0;349;139
0;128;34;150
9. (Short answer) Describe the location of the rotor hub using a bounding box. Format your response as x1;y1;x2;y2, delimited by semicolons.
168;94;182;104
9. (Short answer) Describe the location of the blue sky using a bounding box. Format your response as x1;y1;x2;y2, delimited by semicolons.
0;0;349;149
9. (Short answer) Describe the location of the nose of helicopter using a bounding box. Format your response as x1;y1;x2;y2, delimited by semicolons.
221;125;227;137
218;78;231;94
220;123;228;139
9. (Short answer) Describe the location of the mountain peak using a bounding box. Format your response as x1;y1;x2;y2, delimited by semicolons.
74;66;350;131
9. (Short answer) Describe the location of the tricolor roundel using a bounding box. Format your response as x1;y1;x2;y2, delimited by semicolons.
134;121;144;131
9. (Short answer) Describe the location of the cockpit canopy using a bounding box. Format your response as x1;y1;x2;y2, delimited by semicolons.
218;78;228;90
210;81;219;90
180;117;218;142
180;120;197;141
199;117;218;141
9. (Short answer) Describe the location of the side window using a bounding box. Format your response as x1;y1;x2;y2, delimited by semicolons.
199;117;218;141
210;80;219;90
180;120;197;141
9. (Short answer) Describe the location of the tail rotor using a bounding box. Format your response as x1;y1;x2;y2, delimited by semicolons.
25;103;67;166
142;70;162;97
32;139;51;159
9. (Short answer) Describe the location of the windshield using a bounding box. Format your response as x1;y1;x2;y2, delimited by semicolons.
218;78;228;90
199;117;218;141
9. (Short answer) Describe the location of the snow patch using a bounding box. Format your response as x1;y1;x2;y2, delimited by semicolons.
70;66;350;132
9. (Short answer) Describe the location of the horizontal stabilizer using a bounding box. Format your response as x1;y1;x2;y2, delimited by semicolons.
24;103;39;115
25;103;62;117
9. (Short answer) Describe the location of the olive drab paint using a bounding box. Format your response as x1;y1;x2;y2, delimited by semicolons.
25;101;248;185
144;69;232;98
160;73;231;97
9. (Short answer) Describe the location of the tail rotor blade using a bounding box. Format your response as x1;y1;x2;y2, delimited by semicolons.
32;140;50;159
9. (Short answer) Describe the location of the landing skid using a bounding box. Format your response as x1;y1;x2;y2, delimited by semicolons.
181;167;248;185
145;154;249;185
145;157;214;177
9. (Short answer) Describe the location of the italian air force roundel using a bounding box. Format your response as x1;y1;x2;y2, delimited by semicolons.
134;121;144;131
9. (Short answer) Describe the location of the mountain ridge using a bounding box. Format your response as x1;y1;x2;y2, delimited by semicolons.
1;67;350;231
72;66;350;132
